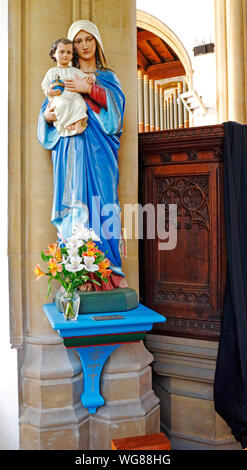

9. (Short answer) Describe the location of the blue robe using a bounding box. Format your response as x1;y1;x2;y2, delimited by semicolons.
38;69;125;276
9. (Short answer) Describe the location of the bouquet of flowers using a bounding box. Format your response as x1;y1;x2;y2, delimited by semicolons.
34;225;112;320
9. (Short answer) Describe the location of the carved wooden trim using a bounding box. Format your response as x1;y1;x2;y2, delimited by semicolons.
156;282;210;304
139;124;224;158
160;152;172;162
187;151;198;161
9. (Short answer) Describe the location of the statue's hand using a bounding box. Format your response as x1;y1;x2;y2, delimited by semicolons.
47;84;62;97
64;74;92;94
44;101;56;123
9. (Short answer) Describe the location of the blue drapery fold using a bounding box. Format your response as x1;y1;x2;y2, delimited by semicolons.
38;70;125;276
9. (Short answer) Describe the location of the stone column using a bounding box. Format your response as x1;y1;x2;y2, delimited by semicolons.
214;0;228;123
226;0;246;122
215;0;247;123
9;0;160;450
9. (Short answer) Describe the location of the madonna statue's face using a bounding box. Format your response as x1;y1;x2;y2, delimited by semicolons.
73;30;97;61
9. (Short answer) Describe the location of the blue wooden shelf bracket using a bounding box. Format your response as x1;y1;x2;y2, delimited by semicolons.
43;302;165;414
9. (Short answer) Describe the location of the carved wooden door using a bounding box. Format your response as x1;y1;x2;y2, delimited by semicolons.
139;125;226;340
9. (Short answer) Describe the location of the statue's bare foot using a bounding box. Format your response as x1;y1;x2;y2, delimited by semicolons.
78;281;93;292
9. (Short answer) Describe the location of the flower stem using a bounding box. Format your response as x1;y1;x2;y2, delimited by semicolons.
65;300;75;320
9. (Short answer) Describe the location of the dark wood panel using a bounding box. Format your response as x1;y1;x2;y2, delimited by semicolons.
139;125;226;341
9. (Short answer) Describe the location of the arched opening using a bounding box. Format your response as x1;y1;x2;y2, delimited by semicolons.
137;10;193;132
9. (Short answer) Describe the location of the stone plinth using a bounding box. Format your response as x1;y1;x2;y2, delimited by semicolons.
145;334;241;450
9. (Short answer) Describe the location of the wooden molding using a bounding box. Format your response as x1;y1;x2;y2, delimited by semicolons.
146;60;185;80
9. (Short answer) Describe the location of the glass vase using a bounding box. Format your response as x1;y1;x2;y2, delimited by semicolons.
60;291;80;321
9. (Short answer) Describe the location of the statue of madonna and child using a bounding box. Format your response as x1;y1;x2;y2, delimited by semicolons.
38;20;128;292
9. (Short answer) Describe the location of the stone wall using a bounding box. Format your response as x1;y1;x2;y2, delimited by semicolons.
9;0;160;450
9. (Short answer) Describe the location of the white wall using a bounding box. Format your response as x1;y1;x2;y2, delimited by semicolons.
137;0;217;125
0;0;19;450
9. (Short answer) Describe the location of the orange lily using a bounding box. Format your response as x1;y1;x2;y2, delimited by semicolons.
98;258;112;277
86;241;97;250
85;249;96;257
85;241;98;257
103;268;112;278
34;264;45;281
44;243;62;262
48;257;63;277
44;243;57;256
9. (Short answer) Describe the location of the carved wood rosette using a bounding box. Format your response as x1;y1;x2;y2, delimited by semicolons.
155;175;209;231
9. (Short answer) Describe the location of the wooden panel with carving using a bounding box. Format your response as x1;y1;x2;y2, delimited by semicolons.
139;124;226;340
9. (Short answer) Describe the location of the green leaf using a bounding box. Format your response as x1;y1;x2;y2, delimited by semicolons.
41;251;51;262
95;255;104;263
95;272;102;278
46;278;52;298
91;279;101;286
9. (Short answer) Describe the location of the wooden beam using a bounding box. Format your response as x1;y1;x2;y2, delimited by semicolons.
137;30;157;41
147;61;185;80
142;40;162;64
137;47;149;70
146;40;163;63
152;37;176;61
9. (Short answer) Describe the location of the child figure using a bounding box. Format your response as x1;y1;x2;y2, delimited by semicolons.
41;38;96;137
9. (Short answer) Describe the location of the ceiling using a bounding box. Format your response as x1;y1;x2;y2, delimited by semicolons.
137;27;185;80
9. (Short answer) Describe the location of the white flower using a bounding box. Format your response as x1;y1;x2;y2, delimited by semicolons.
70;255;82;264
72;224;101;242
72;224;91;241
67;248;79;257
65;255;84;273
82;256;99;272
61;254;68;264
65;264;84;273
88;228;101;242
66;237;83;249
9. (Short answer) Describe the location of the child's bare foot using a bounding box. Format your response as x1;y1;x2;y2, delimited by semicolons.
65;119;85;134
75;119;85;134
66;123;76;131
